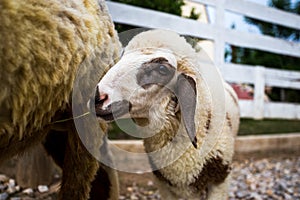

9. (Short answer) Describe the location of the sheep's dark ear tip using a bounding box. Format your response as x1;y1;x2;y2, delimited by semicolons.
192;138;198;149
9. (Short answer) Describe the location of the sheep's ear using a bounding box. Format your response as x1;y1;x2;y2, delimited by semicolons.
175;74;197;148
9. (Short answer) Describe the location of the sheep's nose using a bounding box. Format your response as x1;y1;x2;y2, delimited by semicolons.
95;86;109;107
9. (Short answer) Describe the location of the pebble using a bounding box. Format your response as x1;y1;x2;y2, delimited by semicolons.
147;181;154;186
249;192;262;200
0;185;6;192
22;188;33;195
0;192;8;200
10;198;21;200
8;179;15;187
38;185;49;193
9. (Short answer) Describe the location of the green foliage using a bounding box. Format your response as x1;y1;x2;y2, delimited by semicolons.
108;119;141;140
187;7;201;20
238;118;300;135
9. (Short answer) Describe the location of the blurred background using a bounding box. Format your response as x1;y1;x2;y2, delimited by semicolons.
0;0;299;199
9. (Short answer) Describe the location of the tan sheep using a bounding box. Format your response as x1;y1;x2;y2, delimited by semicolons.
0;0;121;199
93;29;240;199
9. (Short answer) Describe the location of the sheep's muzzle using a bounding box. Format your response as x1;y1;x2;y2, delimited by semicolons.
94;100;132;121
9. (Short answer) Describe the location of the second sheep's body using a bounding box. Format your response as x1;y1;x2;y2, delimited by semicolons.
93;29;240;199
0;0;121;199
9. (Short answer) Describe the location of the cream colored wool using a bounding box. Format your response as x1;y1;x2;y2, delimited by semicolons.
0;0;121;199
137;30;239;199
96;29;240;199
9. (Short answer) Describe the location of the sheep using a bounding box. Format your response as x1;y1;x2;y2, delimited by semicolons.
0;0;121;199
93;29;240;199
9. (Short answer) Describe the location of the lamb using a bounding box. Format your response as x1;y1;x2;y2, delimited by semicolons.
0;0;121;199
93;29;240;199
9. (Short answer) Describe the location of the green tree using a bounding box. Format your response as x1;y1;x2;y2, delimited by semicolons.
228;0;300;102
187;7;201;20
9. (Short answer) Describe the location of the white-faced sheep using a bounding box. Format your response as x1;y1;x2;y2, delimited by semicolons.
0;0;121;199
93;29;240;199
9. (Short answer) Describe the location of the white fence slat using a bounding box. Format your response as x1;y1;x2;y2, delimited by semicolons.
189;0;217;7
225;0;300;30
222;63;255;84
265;102;300;119
265;78;300;89
265;68;300;89
193;0;300;30
254;67;266;119
224;29;300;58
223;63;300;90
267;68;300;79
239;101;300;119
239;100;254;118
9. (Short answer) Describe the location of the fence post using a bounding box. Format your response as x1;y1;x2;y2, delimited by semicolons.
254;66;265;119
214;0;225;73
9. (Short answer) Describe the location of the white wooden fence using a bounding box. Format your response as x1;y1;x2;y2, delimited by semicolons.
106;0;300;119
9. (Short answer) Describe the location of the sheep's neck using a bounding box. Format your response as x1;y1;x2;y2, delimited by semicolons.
143;97;182;152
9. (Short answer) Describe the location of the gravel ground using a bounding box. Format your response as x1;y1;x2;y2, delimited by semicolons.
0;156;299;200
229;157;300;200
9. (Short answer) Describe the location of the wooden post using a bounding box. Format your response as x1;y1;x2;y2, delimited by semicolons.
254;66;265;119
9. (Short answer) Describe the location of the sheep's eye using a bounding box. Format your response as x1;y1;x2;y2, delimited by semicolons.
157;65;169;75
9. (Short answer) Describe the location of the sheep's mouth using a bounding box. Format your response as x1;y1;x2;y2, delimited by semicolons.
95;100;132;121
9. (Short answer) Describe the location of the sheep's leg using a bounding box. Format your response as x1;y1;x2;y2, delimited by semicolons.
154;177;179;200
43;130;68;168
59;126;98;200
207;174;231;200
44;129;118;200
43;129;96;200
88;137;119;200
89;164;119;200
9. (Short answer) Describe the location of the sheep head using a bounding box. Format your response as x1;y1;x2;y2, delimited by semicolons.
92;30;200;148
94;50;197;147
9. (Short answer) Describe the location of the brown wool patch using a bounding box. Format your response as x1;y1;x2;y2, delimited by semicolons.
205;110;212;134
226;112;232;130
146;57;169;64
189;156;230;192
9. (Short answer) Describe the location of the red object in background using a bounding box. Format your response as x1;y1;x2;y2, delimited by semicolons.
231;83;254;100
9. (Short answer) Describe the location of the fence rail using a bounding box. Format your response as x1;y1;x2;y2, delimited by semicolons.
191;0;300;30
106;1;300;119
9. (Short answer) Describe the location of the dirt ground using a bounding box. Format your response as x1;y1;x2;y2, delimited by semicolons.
0;150;299;199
